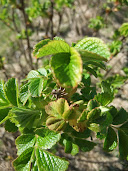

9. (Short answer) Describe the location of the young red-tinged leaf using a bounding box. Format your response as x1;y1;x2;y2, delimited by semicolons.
51;47;82;88
33;40;70;58
103;127;117;152
45;98;70;118
46;117;66;131
4;78;19;106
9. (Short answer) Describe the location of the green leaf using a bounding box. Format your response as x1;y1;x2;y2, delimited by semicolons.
19;83;31;105
0;80;9;107
85;61;106;69
74;138;96;152
13;147;34;171
71;128;91;139
5;119;18;132
14;128;68;171
35;128;61;150
33;39;51;57
16;128;60;156
36;148;69;171
95;92;114;106
118;129;128;160
38;68;47;77
28;78;44;97
53;37;65;41
9;107;42;129
61;136;79;155
119;22;128;37
33;40;70;58
77;109;88;123
87;99;99;111
88;123;100;132
0;107;11;124
87;107;101;122
84;65;97;77
119;121;128;136
112;108;128;125
16;135;36;155
74;37;110;60
82;72;91;86
45;98;70;119
95;82;114;106
88;112;113;132
4;78;19;106
101;81;113;94
103;127;117;152
27;70;40;79
51;47;82;88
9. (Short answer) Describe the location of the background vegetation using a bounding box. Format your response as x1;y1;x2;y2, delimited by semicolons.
0;0;128;170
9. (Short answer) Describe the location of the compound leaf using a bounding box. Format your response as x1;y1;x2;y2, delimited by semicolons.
36;148;69;171
14;128;68;171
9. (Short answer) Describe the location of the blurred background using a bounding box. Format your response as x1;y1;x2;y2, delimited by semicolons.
0;0;128;170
